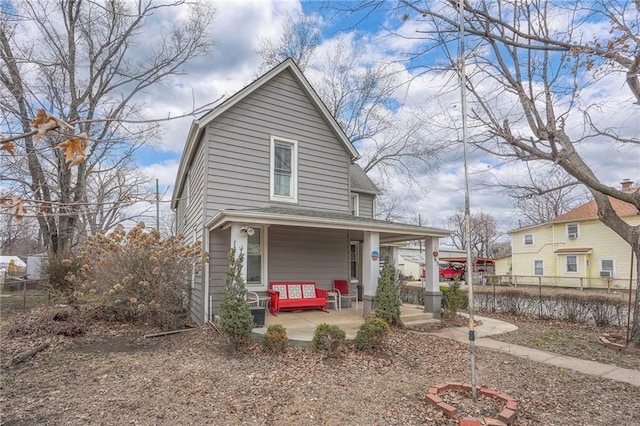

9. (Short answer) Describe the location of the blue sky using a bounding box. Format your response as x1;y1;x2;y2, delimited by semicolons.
131;0;639;237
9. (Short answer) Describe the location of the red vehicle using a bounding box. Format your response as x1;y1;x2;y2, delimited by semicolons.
439;262;465;281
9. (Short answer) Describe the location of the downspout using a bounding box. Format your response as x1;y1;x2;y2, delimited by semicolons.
204;227;210;323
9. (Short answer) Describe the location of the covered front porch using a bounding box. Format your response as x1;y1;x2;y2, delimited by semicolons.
204;207;451;324
252;303;437;347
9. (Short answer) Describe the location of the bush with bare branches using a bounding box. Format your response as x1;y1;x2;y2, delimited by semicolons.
72;222;203;329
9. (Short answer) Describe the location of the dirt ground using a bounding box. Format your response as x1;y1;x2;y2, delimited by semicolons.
1;306;639;425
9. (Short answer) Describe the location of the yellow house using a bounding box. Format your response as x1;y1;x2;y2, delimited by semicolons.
509;184;639;289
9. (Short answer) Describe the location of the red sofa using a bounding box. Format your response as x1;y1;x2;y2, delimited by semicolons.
267;281;328;315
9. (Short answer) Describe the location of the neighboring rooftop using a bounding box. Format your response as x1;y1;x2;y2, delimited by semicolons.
350;163;381;195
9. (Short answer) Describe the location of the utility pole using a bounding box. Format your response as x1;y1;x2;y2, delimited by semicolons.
458;0;477;399
156;178;160;232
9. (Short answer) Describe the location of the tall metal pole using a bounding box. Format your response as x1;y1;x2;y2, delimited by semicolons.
458;0;477;399
627;248;634;344
155;178;160;231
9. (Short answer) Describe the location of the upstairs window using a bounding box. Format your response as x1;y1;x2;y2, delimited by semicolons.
270;136;298;203
350;193;359;216
567;223;579;240
524;234;534;246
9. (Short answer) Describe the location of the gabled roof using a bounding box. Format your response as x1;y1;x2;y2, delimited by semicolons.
350;164;380;195
510;188;639;233
171;58;360;209
551;190;639;223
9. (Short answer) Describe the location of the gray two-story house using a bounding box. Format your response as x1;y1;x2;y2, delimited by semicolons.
171;58;449;324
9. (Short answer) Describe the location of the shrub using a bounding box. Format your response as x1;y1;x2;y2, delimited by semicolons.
441;280;467;318
354;318;389;351
556;292;591;323
219;246;254;350
72;223;202;328
261;324;289;353
46;257;82;302
374;261;403;327
399;284;423;305
312;323;346;357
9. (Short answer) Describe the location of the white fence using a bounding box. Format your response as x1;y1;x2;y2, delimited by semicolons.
487;274;636;291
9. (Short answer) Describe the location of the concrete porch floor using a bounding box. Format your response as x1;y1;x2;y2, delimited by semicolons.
251;303;437;346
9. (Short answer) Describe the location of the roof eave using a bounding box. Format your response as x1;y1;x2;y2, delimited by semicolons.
171;120;202;209
205;210;451;240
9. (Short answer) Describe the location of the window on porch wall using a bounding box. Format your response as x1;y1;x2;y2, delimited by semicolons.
566;255;578;273
350;243;359;281
247;228;262;285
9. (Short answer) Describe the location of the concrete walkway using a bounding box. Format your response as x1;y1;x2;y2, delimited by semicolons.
431;315;640;388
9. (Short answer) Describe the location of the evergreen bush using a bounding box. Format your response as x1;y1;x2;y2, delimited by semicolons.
261;324;289;353
441;279;466;318
354;317;389;351
374;261;403;327
311;323;346;357
219;246;254;350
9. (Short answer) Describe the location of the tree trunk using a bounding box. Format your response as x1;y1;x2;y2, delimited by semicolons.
631;249;640;347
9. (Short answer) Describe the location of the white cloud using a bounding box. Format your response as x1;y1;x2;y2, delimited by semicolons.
136;0;639;239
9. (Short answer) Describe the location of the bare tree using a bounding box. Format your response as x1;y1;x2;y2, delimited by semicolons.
256;13;322;72
77;165;154;242
0;0;215;260
389;0;640;344
0;214;43;257
446;209;499;257
258;21;442;220
493;164;589;226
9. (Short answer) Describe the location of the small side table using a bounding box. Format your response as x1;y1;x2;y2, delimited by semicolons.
327;291;340;311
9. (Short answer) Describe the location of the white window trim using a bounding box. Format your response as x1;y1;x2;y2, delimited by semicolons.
565;255;579;273
600;259;615;277
351;193;359;216
566;223;579;239
523;234;534;246
269;136;298;203
246;225;269;291
533;260;544;276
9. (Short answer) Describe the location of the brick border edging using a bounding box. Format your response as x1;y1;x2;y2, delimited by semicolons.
426;382;517;425
598;334;640;355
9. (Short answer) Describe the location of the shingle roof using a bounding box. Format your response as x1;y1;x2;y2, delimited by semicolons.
554;248;593;254
551;189;639;223
350;164;380;194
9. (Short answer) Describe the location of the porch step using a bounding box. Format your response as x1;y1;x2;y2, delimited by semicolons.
400;305;437;326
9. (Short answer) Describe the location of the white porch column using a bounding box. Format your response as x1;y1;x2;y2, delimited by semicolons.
390;246;399;270
229;224;248;283
361;231;380;317
423;237;442;319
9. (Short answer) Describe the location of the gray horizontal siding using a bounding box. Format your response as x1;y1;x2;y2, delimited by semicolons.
176;137;206;322
177;137;206;237
268;226;349;291
358;193;375;218
208;228;231;317
205;68;351;214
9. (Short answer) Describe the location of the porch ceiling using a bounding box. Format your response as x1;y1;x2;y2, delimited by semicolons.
205;207;451;244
